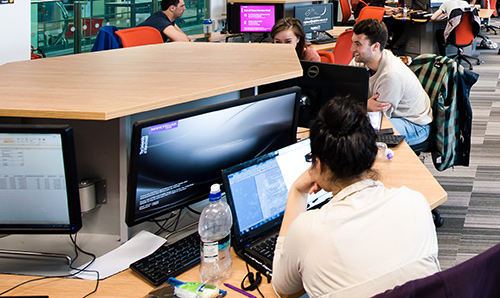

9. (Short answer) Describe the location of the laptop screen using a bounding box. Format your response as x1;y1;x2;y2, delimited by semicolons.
223;139;332;238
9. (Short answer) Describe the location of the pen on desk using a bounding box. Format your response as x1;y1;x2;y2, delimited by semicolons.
223;283;257;298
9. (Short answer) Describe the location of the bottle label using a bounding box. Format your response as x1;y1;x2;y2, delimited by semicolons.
203;241;218;263
201;234;231;263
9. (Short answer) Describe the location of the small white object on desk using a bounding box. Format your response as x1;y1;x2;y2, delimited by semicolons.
71;230;166;280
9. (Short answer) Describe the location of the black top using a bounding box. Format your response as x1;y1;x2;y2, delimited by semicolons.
138;12;174;42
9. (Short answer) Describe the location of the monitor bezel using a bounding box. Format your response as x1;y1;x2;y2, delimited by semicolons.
226;2;285;34
0;124;82;234
125;87;301;227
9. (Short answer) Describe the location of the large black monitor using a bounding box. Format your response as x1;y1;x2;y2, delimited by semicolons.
126;88;301;227
226;2;285;34
259;61;370;127
0;124;82;234
294;3;334;36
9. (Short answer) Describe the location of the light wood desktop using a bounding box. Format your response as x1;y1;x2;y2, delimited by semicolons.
0;42;302;120
0;116;447;297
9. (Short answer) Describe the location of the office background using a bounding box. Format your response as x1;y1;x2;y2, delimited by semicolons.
429;20;500;270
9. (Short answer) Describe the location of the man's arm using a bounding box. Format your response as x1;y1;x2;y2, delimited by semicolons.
163;24;191;42
367;93;392;113
430;9;444;21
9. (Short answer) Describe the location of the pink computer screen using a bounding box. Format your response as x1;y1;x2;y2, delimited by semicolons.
240;5;276;32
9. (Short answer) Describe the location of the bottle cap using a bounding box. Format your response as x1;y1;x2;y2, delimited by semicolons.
209;184;221;201
203;19;213;24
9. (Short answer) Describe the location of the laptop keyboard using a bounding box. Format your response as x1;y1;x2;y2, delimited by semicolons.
129;231;200;286
377;134;405;147
251;234;278;261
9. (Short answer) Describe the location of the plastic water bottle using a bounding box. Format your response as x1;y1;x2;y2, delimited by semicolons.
199;184;233;286
402;4;408;20
203;19;213;38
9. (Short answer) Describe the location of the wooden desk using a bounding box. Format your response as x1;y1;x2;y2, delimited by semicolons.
0;43;301;120
479;8;495;19
0;116;447;298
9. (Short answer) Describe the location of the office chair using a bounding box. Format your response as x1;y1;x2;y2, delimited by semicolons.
446;10;481;70
356;6;386;22
332;30;354;65
338;0;354;24
115;26;163;48
372;242;500;297
353;0;368;19
481;0;499;34
317;50;335;63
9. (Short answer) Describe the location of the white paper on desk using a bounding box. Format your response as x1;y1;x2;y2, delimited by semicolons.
71;230;166;280
368;111;383;130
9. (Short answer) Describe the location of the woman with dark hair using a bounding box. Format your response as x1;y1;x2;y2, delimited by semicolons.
270;17;320;62
272;97;440;297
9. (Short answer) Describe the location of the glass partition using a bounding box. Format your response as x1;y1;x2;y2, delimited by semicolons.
31;0;206;58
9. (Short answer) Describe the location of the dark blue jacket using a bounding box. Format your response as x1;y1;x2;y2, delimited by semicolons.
91;26;121;52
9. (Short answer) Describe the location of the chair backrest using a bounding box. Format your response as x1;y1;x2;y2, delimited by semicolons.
317;50;335;63
339;0;352;24
372;243;500;297
452;12;475;46
409;54;478;171
115;26;163;48
356;6;386;22
332;30;354;65
353;0;368;18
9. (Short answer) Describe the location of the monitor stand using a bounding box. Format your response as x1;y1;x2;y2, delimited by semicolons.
243;33;252;43
0;249;72;264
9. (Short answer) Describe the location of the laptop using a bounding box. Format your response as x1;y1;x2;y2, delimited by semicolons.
221;139;332;279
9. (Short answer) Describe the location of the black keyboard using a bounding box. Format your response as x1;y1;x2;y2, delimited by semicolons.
310;37;338;44
130;231;200;286
251;234;278;261
377;134;405;147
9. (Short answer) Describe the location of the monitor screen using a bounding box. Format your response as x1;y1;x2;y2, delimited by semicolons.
258;61;370;127
227;2;285;34
0;124;82;234
126;87;301;227
294;3;334;34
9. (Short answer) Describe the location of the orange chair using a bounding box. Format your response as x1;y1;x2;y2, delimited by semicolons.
317;50;335;63
353;0;368;19
115;26;163;48
332;30;354;65
356;6;386;23
338;0;353;24
446;10;481;70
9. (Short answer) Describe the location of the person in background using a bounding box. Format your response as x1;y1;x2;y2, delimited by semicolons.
430;0;476;56
272;96;440;298
368;0;404;50
138;0;191;42
349;19;432;146
270;18;321;62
